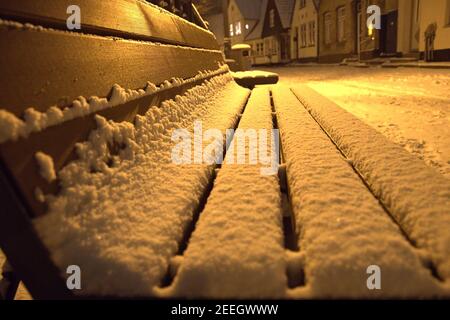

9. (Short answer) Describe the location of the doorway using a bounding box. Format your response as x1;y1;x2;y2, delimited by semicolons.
380;10;398;55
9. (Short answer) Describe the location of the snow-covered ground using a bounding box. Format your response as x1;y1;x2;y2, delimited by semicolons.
260;66;450;179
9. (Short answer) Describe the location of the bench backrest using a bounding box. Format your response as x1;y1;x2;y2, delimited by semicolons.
0;0;225;299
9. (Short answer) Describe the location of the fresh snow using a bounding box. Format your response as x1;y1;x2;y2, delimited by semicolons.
231;44;252;50
33;73;250;296
272;85;448;298
232;71;279;79
0;63;229;144
291;85;450;287
35;152;56;183
263;66;450;178
160;87;286;299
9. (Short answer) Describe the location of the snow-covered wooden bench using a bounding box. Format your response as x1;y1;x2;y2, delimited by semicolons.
0;0;282;299
1;0;448;300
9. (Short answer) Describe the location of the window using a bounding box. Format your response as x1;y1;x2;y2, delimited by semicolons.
265;39;271;55
324;12;332;45
300;24;307;47
309;21;316;45
300;0;306;9
337;6;346;42
229;23;234;36
235;21;242;35
270;9;275;28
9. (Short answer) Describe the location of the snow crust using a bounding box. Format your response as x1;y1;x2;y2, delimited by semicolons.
35;152;56;183
159;87;286;298
0;64;229;144
33;73;250;296
232;71;279;79
291;85;450;288
231;44;251;50
273;85;448;298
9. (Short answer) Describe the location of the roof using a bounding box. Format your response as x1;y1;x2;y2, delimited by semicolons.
243;0;294;41
244;0;267;40
274;0;295;29
234;0;263;20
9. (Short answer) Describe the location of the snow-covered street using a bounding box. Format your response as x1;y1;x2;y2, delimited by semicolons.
260;66;450;179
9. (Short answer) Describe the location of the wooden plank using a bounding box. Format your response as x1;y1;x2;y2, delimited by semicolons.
0;72;227;218
169;88;286;298
0;0;219;50
272;86;442;298
0;166;72;299
0;27;224;116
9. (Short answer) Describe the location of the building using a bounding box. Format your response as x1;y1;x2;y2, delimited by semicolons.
417;0;450;61
318;0;357;62
317;0;406;62
316;0;450;63
228;0;264;46
228;0;295;65
397;0;421;58
290;0;319;62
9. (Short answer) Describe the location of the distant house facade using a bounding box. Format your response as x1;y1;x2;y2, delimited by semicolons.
290;0;319;62
318;0;357;63
227;0;263;46
229;0;294;65
224;0;450;64
417;0;450;61
317;0;411;62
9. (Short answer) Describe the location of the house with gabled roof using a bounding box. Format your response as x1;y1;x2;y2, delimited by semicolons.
228;0;264;46
228;0;295;65
290;0;319;62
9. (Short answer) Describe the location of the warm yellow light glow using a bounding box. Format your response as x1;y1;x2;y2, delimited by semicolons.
368;25;373;36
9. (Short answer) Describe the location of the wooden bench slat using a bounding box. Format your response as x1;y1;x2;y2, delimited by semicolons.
0;72;228;218
272;85;444;298
0;27;223;116
165;88;286;299
29;78;250;297
291;85;450;284
0;0;219;50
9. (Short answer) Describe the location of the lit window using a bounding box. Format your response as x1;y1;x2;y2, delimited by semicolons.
229;23;234;36
309;21;316;45
300;24;307;47
245;24;249;30
235;21;242;35
337;6;346;43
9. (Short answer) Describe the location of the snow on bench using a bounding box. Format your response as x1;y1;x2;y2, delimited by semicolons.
272;85;446;298
161;87;286;299
32;74;250;296
232;71;279;89
291;85;450;286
